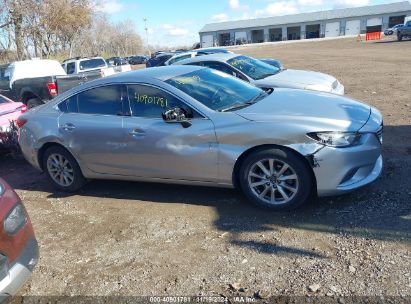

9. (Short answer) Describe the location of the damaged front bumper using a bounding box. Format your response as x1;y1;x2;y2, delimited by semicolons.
310;132;382;196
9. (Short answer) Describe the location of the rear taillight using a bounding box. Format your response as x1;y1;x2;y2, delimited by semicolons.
16;117;27;128
17;104;28;113
47;82;58;96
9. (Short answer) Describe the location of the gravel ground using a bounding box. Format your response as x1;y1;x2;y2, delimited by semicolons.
1;36;410;301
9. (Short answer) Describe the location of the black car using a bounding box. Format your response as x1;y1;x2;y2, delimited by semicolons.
146;53;174;68
106;57;128;66
128;56;148;65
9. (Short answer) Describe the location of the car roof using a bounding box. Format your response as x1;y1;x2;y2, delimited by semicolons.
52;65;206;103
156;52;175;57
64;56;104;63
196;48;231;53
176;53;239;65
168;51;196;58
87;65;204;86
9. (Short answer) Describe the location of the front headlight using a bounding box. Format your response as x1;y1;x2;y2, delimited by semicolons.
307;132;362;148
304;84;332;93
4;204;28;235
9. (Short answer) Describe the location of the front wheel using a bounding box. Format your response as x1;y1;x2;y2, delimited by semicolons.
397;33;403;41
43;146;87;192
239;148;314;210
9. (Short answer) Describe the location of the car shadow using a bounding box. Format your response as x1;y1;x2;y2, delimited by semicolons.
373;39;411;44
1;125;410;257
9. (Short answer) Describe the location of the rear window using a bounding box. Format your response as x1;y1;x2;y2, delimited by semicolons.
168;54;191;65
79;59;106;70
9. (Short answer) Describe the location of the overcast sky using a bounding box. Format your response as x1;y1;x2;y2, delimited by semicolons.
97;0;402;47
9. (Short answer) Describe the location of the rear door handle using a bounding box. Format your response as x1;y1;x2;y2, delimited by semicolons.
61;123;76;131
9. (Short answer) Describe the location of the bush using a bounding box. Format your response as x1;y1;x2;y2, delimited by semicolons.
0;122;21;158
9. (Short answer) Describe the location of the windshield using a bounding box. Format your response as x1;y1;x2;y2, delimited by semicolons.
166;68;264;112
227;55;280;80
79;58;106;70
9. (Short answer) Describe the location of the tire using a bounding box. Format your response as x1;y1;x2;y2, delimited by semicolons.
42;146;87;192
26;98;43;109
238;148;313;210
397;33;403;41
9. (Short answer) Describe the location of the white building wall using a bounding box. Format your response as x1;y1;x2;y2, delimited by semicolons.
199;10;411;45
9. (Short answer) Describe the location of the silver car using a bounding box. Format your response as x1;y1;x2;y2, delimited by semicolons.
18;66;382;210
175;53;345;95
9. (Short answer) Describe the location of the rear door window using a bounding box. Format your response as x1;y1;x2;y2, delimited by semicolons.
58;95;78;113
66;62;75;74
76;85;124;115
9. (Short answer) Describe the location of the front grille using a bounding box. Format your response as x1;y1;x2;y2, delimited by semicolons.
332;80;339;90
376;122;383;144
0;253;8;281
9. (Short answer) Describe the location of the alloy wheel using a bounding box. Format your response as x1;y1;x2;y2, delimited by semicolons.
46;153;74;187
247;158;299;205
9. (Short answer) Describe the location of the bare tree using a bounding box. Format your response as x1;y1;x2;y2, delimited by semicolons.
0;0;143;63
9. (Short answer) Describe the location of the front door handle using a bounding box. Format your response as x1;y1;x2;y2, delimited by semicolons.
61;123;76;131
129;129;146;136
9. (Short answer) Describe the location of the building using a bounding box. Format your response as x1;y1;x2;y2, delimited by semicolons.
199;1;411;47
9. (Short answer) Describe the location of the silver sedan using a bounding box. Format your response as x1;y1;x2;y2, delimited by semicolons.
18;66;382;210
175;53;344;95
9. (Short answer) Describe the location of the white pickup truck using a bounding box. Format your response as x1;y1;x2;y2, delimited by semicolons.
62;57;116;77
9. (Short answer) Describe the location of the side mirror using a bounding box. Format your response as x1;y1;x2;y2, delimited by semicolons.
162;107;192;128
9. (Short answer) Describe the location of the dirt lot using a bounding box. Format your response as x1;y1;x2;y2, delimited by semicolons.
1;36;410;300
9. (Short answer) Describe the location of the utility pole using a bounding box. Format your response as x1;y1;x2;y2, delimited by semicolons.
143;17;150;56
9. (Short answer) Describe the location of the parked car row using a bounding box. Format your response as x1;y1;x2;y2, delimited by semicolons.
107;55;149;66
165;49;343;95
146;48;233;68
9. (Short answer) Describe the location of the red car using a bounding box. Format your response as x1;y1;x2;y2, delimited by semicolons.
0;178;38;298
0;94;27;137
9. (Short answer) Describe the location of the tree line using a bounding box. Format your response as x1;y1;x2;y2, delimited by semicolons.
0;0;144;64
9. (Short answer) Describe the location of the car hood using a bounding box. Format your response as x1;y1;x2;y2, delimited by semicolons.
254;69;336;89
236;88;371;131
